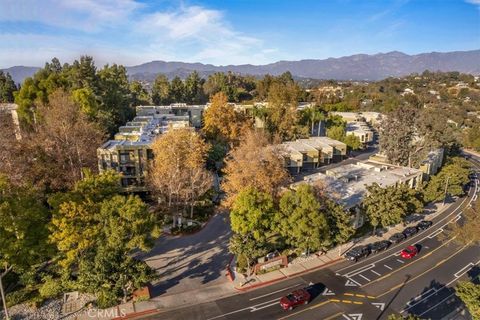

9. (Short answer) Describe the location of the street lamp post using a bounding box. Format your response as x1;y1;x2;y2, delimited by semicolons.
443;176;450;206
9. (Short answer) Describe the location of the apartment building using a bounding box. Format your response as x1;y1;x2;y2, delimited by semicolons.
97;104;204;192
345;121;375;145
280;137;347;174
419;148;444;177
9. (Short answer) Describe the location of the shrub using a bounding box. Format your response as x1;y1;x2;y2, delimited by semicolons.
6;288;36;307
39;276;63;299
96;289;118;309
236;255;248;274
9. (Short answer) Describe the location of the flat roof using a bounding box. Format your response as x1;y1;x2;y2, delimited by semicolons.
296;160;422;208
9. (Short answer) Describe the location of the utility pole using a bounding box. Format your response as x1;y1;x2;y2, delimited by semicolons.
443;176;450;206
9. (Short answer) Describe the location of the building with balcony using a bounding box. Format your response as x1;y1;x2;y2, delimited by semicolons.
97;104;204;192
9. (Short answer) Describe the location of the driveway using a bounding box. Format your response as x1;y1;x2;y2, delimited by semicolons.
138;212;232;297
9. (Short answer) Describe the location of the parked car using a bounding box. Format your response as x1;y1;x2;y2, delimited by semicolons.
416;220;433;231
280;289;311;310
400;245;419;259
345;246;370;262
368;240;391;254
389;232;406;244
402;227;418;238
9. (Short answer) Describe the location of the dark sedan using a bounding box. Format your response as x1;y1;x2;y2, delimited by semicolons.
389;232;406;244
416;220;433;231
403;227;418;238
368;240;391;254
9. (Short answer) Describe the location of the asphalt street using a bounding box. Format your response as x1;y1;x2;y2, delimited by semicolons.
138;154;480;320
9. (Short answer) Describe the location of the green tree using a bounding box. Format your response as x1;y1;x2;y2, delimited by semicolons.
455;281;480;320
323;198;355;245
424;157;471;203
129;80;151;106
170;76;185;102
77;246;155;308
230;187;276;243
0;71;17;103
327;125;345;141
344;134;362;151
97;64;134;133
228;234;268;275
185;71;204;104
363;183;423;235
275;184;330;253
0;176;51;318
48;171;159;306
151;74;171;105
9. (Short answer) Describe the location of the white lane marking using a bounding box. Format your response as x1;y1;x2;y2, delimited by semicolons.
359;274;371;282
344;263;376;277
370;269;381;276
345;278;361;287
207;297;280;319
384;264;393;270
322;288;335;296
372;302;385;311
250;301;279;312
402;258;480;313
418;293;457;316
396;259;405;264
406;288;438;307
454;263;474;278
342;313;363;320
249;283;304;301
428;229;443;239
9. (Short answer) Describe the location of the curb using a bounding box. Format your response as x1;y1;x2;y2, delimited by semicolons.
233;257;344;292
112;308;158;319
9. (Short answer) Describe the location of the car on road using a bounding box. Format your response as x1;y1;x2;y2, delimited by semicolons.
400;245;418;259
402;227;418;238
368;240;391;254
389;232;406;244
345;246;370;262
280;289;311;310
416;220;433;231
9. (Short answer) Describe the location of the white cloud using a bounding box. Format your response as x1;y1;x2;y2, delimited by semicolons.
465;0;480;4
0;1;276;66
0;0;142;31
132;5;273;65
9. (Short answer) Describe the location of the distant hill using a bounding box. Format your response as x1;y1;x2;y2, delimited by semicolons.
1;66;40;85
3;50;479;84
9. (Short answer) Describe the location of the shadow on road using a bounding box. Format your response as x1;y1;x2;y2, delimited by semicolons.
377;274;410;320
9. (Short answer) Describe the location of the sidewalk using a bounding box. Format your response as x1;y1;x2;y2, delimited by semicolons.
233;201;452;291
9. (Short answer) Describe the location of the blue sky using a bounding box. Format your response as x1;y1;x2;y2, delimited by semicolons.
0;0;479;68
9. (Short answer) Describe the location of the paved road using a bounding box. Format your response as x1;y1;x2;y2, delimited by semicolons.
137;154;480;320
137;213;232;297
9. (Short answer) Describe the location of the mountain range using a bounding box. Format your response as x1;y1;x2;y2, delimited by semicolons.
3;50;480;85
